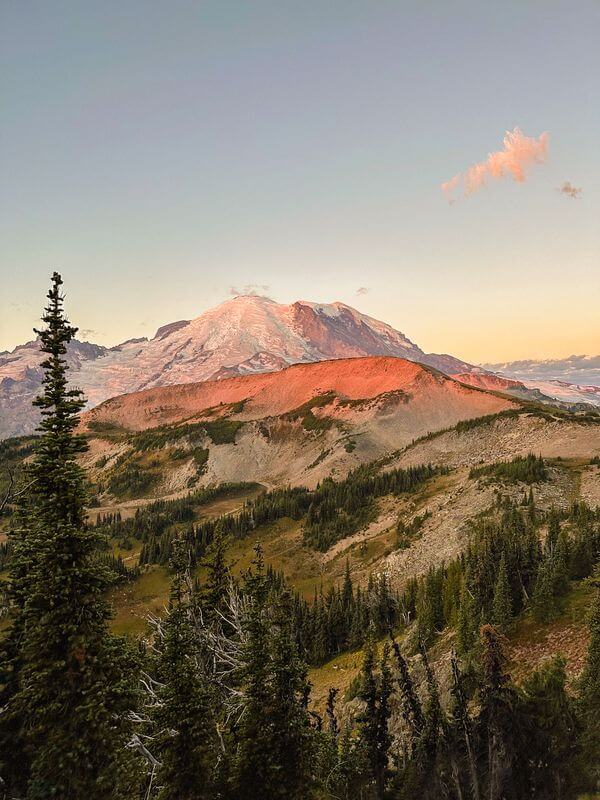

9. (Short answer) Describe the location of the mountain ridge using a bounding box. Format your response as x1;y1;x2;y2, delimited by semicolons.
2;294;598;439
81;354;514;434
79;355;521;491
0;295;479;439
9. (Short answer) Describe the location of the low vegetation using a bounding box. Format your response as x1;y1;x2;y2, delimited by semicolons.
192;446;210;472
134;462;444;565
395;510;430;549
284;391;338;432
128;416;244;452
103;453;161;498
85;419;130;440
202;418;243;444
469;452;548;484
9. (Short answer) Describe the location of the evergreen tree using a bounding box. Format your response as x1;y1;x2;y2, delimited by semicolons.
545;508;561;556
268;589;315;799
390;636;425;747
152;539;217;800
491;553;513;631
357;636;392;799
478;625;522;800
579;587;600;789
519;656;579;799
326;687;340;736
329;728;370;800
550;530;570;598
532;556;556;623
231;547;316;800
231;546;274;799
416;567;444;645
0;273;139;799
456;583;478;658
449;649;481;800
201;524;230;625
375;645;393;799
417;642;445;792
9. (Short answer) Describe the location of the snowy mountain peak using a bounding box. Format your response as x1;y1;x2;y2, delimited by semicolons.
7;294;596;439
1;295;474;438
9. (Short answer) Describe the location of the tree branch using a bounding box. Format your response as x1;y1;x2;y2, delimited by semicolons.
0;466;37;514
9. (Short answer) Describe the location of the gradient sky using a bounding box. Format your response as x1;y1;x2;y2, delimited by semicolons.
1;0;599;363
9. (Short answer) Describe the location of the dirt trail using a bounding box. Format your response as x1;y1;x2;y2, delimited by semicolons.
89;485;263;522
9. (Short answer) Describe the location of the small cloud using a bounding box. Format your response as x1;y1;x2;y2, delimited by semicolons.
229;284;271;297
9;301;33;311
558;181;582;200
355;287;370;296
442;127;549;202
79;328;98;338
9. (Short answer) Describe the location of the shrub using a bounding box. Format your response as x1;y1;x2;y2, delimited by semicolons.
202;419;243;445
192;447;209;473
469;453;547;484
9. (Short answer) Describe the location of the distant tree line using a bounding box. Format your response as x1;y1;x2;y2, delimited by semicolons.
128;463;445;565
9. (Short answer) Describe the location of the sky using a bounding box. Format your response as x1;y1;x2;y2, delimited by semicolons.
1;0;599;363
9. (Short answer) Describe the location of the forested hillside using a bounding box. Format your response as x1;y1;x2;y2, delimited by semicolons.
1;275;599;799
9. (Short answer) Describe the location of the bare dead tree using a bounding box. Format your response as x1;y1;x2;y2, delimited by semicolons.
131;571;250;789
0;466;36;514
193;580;251;730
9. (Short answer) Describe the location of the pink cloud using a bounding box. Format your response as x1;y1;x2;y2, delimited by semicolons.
442;128;549;202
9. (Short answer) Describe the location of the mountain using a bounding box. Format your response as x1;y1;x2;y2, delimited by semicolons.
82;355;513;433
2;294;598;439
483;355;600;387
0;295;477;439
81;356;518;489
0;338;108;439
450;372;567;405
477;356;600;409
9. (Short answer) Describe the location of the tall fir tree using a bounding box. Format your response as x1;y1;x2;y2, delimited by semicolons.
456;582;478;658
231;546;273;800
579;587;600;789
491;553;513;631
357;636;392;799
519;656;579;799
0;273;139;799
478;625;521;800
151;539;217;800
449;649;481;800
268;589;315;800
201;524;230;625
532;556;556;623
